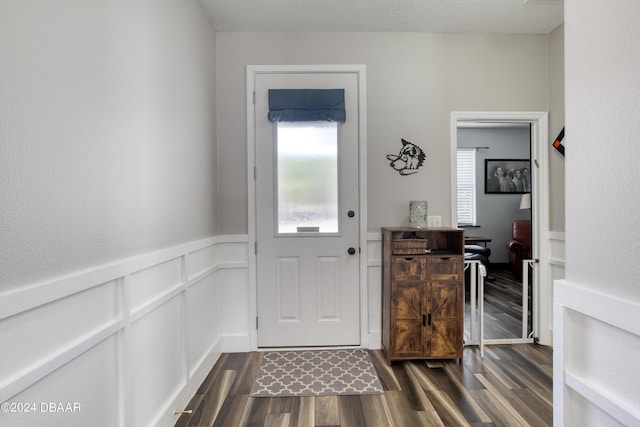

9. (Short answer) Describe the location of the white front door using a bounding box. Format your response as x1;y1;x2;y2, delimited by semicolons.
253;71;361;347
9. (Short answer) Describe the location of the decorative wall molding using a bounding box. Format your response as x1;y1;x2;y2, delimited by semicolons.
0;235;248;427
548;231;566;268
554;280;640;426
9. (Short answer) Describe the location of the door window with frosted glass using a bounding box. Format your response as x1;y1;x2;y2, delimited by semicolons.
275;121;339;234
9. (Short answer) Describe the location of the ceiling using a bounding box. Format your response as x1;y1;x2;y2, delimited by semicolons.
199;0;564;34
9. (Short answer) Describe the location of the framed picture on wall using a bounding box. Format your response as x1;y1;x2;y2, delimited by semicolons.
485;159;531;194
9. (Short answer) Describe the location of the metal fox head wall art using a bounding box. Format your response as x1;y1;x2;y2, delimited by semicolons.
387;139;426;176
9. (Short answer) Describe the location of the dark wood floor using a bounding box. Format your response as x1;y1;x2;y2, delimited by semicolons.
175;343;552;426
176;265;550;426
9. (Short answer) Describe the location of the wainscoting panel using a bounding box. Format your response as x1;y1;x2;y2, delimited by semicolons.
0;279;120;393
0;235;248;427
186;274;221;370
129;258;183;314
367;232;382;348
219;267;250;352
542;231;565;345
2;336;120;427
128;296;185;427
554;280;640;426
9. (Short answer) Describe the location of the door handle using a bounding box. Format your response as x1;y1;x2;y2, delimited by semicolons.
347;210;355;218
348;247;357;255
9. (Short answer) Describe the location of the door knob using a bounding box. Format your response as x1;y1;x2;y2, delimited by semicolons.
348;247;356;255
347;210;355;218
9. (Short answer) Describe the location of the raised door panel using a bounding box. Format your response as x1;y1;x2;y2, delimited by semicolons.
428;281;462;358
430;319;460;357
392;282;425;357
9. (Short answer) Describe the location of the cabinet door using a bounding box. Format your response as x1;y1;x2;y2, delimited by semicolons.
427;281;462;358
392;282;426;357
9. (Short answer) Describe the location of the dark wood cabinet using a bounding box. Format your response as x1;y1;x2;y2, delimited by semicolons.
381;227;464;364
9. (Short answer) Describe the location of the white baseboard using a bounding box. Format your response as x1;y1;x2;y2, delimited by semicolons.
222;334;252;353
367;332;382;349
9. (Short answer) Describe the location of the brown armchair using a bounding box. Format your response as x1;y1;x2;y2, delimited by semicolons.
506;220;531;278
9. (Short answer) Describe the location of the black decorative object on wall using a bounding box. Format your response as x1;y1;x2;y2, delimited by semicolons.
553;127;565;156
387;139;426;176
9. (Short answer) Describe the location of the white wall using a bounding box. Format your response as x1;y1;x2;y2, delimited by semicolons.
556;0;640;424
0;1;221;426
216;32;550;234
548;24;565;233
0;0;218;292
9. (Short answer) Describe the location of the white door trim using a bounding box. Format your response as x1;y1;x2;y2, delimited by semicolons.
450;111;551;345
247;65;368;351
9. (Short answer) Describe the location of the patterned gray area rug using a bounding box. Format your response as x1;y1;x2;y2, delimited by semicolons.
250;349;384;397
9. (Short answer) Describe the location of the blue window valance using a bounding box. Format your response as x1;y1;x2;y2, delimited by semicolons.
268;89;346;123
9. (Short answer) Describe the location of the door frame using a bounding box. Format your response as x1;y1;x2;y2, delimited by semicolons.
450;111;552;346
246;65;368;350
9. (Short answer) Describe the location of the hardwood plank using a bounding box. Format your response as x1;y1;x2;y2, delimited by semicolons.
222;352;251;370
243;397;271;427
443;358;487;391
478;374;532;425
385;390;431;427
212;394;250;427
403;362;437;412
338;395;367;426
390;362;428;411
499;347;552;394
513;389;552;426
188;370;236;426
265;412;291;427
440;364;492;423
196;353;231;394
315;396;340;426
424;389;472;427
483;374;553;426
475;353;524;390
359;394;393;427
268;396;295;414
468;389;529;427
174;394;204;427
461;348;492;375
415;410;446;427
290;396;314;427
410;362;458;392
232;352;263;395
369;350;401;391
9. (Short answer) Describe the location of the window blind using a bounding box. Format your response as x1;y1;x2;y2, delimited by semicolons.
457;149;476;225
268;89;346;123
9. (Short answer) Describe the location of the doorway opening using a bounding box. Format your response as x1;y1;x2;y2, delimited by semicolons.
450;111;551;347
457;123;532;342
